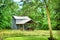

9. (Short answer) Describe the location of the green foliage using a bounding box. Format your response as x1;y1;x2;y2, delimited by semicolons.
0;0;60;30
0;0;19;29
18;0;59;30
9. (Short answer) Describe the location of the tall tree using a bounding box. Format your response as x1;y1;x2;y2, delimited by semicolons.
44;0;56;40
0;0;18;29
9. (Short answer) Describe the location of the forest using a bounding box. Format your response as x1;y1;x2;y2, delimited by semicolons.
0;0;60;30
0;0;60;40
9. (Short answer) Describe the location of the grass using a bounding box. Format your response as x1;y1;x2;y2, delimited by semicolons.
0;30;60;40
4;36;48;40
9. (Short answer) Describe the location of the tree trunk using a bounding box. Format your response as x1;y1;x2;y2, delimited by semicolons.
44;0;54;40
45;5;53;40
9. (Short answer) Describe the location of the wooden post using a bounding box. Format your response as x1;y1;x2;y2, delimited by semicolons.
19;24;20;29
23;24;25;31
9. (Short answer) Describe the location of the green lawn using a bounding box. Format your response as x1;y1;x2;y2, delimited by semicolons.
4;36;48;40
0;30;60;40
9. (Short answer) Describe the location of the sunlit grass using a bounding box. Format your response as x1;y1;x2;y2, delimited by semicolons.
0;30;59;36
4;36;48;40
0;30;60;40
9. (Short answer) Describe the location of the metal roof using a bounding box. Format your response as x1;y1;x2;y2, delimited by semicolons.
13;16;32;24
13;16;31;20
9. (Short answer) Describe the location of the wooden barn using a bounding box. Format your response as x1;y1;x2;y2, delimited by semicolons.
12;16;36;30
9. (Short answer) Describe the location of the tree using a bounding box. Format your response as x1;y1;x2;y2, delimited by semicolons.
0;0;59;30
17;0;59;30
43;0;54;40
43;0;60;40
0;0;18;29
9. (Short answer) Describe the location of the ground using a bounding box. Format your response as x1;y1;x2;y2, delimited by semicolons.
0;30;60;40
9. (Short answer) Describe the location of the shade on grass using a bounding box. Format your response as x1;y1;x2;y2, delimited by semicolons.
4;36;48;40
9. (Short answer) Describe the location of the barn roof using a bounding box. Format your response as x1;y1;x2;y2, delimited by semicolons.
13;16;35;24
13;16;31;20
